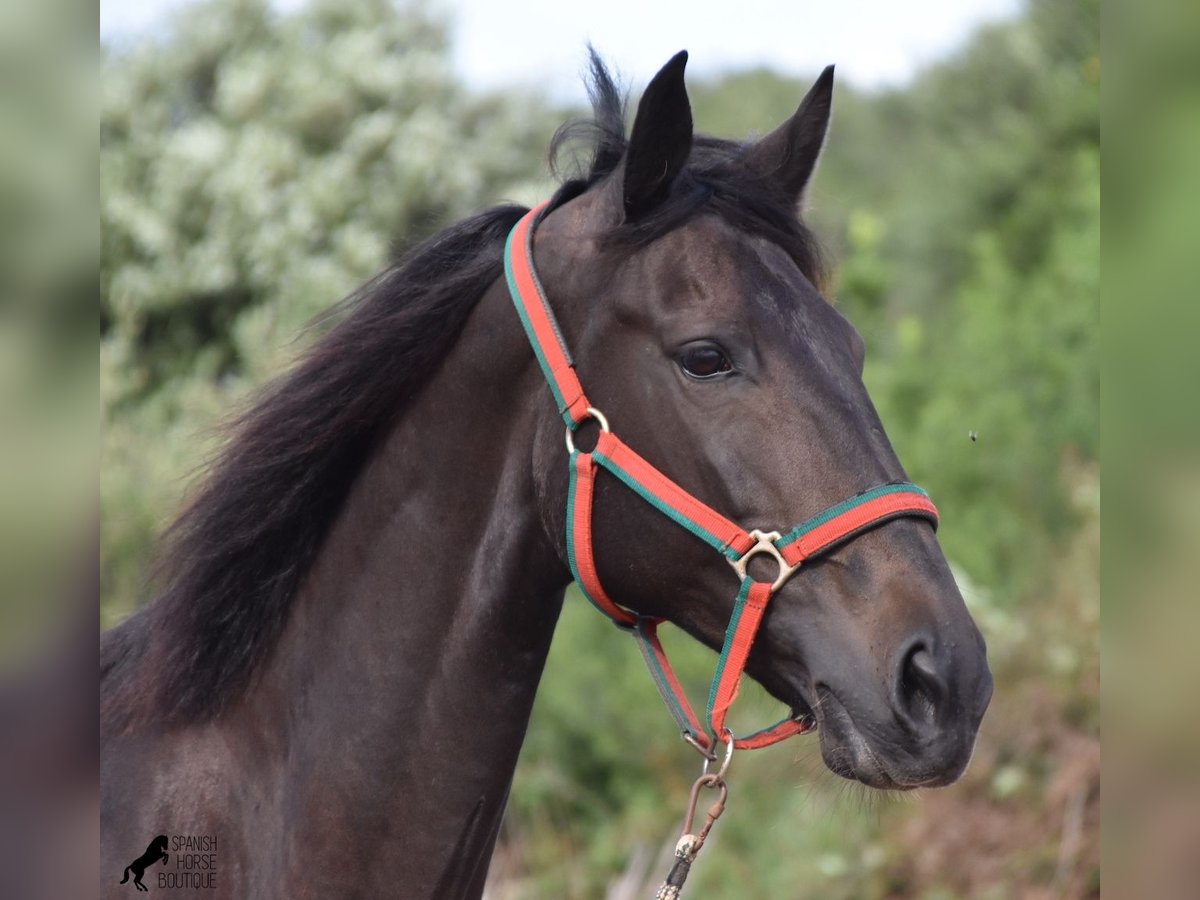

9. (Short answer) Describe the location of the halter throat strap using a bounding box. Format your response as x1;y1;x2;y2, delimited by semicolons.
504;205;938;753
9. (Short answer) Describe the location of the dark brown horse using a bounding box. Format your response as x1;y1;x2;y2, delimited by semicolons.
101;52;991;898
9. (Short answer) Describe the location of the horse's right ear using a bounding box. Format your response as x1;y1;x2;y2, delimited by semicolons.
743;65;835;204
622;50;693;220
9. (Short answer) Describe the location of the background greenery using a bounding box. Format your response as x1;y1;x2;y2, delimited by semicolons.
101;0;1099;895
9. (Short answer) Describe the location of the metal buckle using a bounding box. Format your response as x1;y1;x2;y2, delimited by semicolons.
564;406;610;453
728;529;800;592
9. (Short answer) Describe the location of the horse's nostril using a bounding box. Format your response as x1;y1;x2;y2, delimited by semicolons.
897;643;945;729
908;647;938;682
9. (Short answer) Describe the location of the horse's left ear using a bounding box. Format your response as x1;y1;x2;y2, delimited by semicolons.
623;50;694;220
744;64;835;204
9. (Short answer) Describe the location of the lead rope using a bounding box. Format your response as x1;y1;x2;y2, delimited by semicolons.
656;774;728;899
655;738;735;899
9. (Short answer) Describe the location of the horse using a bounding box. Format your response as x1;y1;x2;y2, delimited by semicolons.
119;835;169;891
100;51;992;898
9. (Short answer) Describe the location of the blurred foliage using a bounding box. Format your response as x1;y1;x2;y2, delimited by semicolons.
691;0;1099;600
101;0;558;622
1104;0;1200;895
101;0;1098;896
0;0;96;667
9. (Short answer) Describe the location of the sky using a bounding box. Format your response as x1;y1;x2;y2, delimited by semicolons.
100;0;1021;101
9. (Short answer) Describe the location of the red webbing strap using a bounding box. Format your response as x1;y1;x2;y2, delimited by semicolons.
567;448;708;744
567;450;638;627
735;717;812;749
698;578;815;749
778;485;939;567
706;581;770;744
504;205;591;426
631;619;709;746
592;431;756;560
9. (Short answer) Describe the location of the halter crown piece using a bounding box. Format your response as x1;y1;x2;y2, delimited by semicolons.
504;205;939;754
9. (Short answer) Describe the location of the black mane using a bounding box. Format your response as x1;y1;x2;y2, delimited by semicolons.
101;53;826;732
100;204;526;731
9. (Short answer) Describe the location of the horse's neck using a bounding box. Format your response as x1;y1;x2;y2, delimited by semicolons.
243;279;571;896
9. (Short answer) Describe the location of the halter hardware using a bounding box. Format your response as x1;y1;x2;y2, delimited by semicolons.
701;732;735;779
727;529;800;592
504;203;940;755
563;406;610;453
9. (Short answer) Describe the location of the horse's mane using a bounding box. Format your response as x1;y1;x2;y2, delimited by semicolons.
100;204;528;732
101;52;825;733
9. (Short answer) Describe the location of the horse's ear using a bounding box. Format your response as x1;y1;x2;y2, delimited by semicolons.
623;50;693;220
744;64;835;204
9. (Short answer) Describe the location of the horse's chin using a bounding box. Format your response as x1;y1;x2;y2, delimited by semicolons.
812;688;966;791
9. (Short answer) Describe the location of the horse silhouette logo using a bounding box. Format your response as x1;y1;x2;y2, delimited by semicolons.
120;835;169;891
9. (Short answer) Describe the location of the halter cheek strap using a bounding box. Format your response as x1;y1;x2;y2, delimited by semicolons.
505;205;939;754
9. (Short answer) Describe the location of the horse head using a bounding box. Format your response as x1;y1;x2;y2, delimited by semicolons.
527;52;992;789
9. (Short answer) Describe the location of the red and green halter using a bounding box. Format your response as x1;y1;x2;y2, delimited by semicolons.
504;205;939;754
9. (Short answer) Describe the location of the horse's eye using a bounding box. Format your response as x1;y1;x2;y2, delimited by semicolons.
679;345;733;379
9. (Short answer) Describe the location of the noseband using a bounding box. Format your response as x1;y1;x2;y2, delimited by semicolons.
504;205;939;755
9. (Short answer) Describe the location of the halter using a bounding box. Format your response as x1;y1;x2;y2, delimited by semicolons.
504;204;939;755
